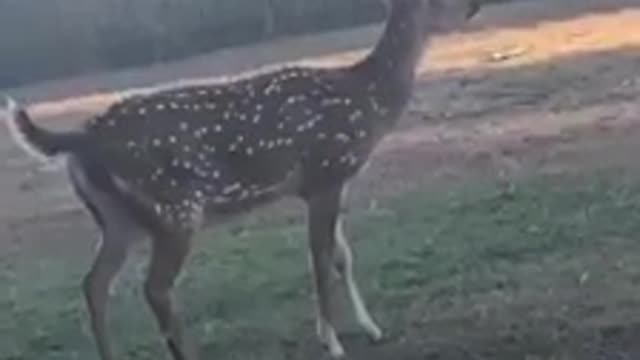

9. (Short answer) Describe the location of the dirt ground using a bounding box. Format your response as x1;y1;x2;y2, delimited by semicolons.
3;0;640;358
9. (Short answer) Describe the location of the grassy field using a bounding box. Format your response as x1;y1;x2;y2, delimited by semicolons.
4;3;640;358
2;169;640;360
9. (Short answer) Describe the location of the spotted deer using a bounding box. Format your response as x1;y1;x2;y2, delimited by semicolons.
2;0;479;358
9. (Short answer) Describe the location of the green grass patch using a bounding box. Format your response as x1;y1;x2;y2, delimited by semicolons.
3;172;640;359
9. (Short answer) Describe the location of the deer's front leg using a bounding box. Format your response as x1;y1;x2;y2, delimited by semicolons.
306;185;346;358
334;218;383;342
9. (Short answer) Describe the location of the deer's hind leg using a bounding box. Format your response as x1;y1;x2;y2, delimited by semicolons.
140;185;206;360
144;229;197;360
68;156;145;360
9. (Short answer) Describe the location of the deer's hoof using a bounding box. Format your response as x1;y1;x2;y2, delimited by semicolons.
367;326;384;343
318;324;346;359
326;341;346;359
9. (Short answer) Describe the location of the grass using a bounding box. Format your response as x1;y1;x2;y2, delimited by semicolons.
3;170;640;359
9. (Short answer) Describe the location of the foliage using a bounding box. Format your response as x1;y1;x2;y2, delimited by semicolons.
0;0;385;89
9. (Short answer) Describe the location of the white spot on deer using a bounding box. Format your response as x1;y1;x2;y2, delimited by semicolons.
156;104;166;111
370;97;385;114
335;133;350;143
287;95;306;104
169;136;177;144
349;110;363;123
213;196;230;204
264;82;280;95
223;183;242;195
322;98;343;106
138;108;147;115
194;128;206;138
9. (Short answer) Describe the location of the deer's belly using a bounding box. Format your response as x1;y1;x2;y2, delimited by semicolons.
200;164;303;223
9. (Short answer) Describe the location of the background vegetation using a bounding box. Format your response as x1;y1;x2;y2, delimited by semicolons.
0;0;385;89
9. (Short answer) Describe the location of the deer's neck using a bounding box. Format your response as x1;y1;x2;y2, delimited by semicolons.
355;2;429;117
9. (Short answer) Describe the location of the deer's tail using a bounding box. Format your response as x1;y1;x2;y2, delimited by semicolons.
2;96;86;162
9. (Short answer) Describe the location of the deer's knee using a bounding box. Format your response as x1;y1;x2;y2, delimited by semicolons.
144;279;171;305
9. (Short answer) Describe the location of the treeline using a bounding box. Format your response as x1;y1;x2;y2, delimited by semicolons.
0;0;385;89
